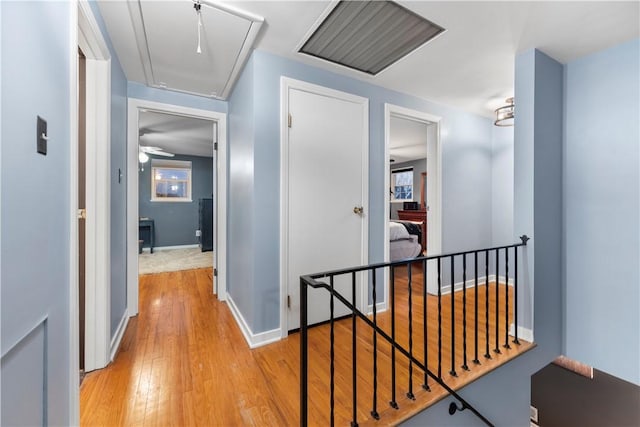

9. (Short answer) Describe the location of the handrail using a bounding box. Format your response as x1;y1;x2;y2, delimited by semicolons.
302;276;494;426
300;236;530;426
307;236;529;280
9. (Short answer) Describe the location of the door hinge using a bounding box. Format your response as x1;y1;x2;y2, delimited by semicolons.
288;113;292;128
214;268;218;277
214;142;218;151
287;295;291;308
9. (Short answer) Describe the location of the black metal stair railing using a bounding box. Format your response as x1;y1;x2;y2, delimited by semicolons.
300;236;530;427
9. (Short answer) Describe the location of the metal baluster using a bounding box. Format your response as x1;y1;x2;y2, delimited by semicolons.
494;249;501;354
300;278;308;427
513;246;520;345
330;276;335;427
450;256;457;377
504;248;511;349
473;251;480;365
438;257;442;378
484;250;491;359
422;258;430;391
389;266;398;409
351;272;358;426
461;254;469;371
407;262;415;399
371;270;380;420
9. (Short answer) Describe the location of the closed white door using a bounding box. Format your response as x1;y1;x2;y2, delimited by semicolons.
285;82;368;330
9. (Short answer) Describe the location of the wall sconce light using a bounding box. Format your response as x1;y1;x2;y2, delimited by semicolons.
494;97;514;127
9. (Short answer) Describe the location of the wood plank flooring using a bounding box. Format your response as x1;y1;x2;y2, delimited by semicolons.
80;266;533;426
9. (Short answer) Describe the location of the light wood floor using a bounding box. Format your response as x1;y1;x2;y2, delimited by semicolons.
80;266;533;426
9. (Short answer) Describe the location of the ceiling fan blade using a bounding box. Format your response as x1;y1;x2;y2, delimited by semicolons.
149;151;175;157
140;146;163;152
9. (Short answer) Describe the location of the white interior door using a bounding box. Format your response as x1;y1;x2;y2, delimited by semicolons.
285;82;368;330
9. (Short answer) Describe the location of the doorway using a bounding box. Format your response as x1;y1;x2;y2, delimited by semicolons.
384;104;442;295
136;110;216;276
280;78;369;332
127;99;228;317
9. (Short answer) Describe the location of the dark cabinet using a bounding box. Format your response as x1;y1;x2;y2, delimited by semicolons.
199;198;213;252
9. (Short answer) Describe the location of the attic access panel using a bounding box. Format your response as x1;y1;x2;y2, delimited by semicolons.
299;1;445;75
139;1;257;98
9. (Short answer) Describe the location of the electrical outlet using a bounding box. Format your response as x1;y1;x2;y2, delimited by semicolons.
530;405;538;423
195;230;201;237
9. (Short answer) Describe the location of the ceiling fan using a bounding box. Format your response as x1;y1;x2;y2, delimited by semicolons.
139;145;175;158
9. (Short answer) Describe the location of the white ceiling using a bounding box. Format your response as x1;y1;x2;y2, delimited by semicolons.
139;110;215;157
389;115;429;164
99;1;639;118
98;0;263;98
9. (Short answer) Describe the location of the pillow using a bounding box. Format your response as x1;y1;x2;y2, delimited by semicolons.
389;221;410;241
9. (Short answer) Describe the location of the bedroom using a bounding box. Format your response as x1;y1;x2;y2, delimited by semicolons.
136;110;216;275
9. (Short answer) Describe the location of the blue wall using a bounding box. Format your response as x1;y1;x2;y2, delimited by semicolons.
563;38;640;385
227;49;495;334
404;47;565;427
227;54;256;329
139;154;213;247
1;2;73;424
128;82;228;114
87;0;130;340
491;126;514;246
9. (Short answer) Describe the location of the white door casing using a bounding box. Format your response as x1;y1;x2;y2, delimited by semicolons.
126;99;227;316
384;104;442;296
76;0;111;374
281;77;369;333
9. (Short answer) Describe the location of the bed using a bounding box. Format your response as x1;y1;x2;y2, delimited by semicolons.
389;220;423;261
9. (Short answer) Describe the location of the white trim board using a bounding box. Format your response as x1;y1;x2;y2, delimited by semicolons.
438;274;515;295
109;312;129;362
366;302;388;316
226;296;282;349
73;0;112;379
127;99;228;318
509;325;535;343
384;104;443;299
151;244;200;251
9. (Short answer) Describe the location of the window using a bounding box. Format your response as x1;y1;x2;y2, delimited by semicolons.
151;160;192;202
391;168;413;201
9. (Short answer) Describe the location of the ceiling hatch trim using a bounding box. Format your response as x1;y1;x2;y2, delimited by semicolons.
297;0;445;76
127;0;264;100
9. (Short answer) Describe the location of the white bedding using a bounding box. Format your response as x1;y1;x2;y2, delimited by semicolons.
390;235;422;261
389;221;410;240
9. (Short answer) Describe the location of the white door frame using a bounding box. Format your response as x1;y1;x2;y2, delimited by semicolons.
69;0;112;421
76;0;112;374
384;104;442;297
280;77;369;336
127;99;228;317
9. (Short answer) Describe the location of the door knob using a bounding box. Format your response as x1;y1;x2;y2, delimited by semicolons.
353;206;364;215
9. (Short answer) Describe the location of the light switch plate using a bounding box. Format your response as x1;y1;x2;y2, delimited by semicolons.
37;116;47;155
530;405;538;422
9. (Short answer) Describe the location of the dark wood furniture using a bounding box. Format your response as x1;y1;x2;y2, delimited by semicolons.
397;209;427;249
139;218;155;253
199;198;213;252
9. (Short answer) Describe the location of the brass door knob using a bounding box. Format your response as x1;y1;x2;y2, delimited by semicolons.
353;206;364;215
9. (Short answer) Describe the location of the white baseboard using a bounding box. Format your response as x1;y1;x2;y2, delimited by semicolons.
438;274;514;295
366;301;388;315
226;295;281;349
110;312;130;362
153;244;200;251
509;324;534;343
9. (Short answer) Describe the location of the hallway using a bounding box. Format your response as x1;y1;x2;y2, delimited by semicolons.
81;268;294;425
81;265;533;426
